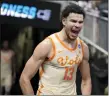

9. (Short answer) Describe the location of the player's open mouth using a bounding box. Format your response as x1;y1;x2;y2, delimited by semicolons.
71;30;79;36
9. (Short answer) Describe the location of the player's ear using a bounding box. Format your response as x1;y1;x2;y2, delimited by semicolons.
62;17;66;26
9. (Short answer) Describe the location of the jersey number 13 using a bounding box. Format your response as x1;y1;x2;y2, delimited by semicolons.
64;67;74;80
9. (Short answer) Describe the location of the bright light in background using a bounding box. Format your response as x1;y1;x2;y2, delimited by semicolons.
0;3;52;21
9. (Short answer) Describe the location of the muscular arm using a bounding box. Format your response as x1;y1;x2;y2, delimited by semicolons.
79;42;92;95
19;38;51;95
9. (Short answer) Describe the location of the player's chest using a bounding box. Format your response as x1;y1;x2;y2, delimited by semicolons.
52;49;82;67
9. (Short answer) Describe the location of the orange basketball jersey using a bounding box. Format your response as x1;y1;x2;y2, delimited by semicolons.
37;33;84;95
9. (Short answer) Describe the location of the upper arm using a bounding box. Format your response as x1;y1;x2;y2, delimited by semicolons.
79;41;91;80
21;38;51;79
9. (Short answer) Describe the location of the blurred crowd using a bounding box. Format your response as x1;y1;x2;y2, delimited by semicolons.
73;0;108;18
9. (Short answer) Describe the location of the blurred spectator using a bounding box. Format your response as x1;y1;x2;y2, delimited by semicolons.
78;0;96;11
78;1;88;9
1;40;16;95
77;0;108;18
95;0;108;17
93;0;108;17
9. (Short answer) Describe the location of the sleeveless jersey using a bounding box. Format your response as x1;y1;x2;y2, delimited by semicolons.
37;33;84;95
1;50;13;76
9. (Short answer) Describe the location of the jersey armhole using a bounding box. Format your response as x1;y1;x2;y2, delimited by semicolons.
47;37;56;61
80;40;84;59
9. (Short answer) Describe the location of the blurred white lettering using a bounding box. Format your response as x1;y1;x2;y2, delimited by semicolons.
0;3;52;21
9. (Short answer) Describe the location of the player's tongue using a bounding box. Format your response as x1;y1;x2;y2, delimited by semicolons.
71;29;79;36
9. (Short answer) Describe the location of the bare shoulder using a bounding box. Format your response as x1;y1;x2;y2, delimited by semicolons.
34;33;56;51
82;41;89;51
33;37;52;59
36;37;52;51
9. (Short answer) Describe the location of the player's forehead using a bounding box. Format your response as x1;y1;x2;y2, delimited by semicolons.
67;13;83;21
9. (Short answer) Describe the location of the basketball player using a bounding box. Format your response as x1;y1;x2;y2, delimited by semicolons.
20;3;92;95
1;40;16;94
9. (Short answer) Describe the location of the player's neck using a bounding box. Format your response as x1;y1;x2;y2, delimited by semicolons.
59;29;76;44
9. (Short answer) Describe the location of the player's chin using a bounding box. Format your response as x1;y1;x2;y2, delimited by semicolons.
69;35;77;40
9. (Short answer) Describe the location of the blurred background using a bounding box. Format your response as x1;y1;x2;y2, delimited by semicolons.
0;0;108;95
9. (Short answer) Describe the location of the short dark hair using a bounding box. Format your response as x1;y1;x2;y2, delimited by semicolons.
61;3;85;20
